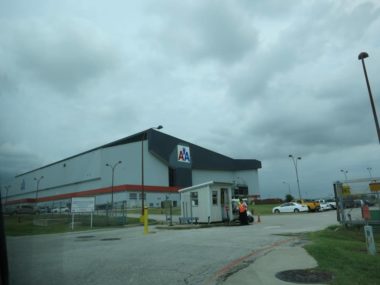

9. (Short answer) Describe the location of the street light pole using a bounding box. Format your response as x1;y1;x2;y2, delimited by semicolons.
367;167;373;178
358;52;380;144
288;155;302;200
105;161;122;210
34;176;44;207
141;125;163;216
340;169;348;181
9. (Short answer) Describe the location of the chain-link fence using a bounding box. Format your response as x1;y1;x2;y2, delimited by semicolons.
334;179;380;227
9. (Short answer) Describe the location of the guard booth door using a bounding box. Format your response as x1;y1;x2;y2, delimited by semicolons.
221;188;230;221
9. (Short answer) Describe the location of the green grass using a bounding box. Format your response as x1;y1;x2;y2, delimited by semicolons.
305;225;380;284
4;214;142;236
250;204;277;215
128;207;181;215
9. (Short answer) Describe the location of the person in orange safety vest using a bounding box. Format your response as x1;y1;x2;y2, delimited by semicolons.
237;198;248;225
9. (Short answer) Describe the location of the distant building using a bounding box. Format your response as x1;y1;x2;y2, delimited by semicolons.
2;129;261;209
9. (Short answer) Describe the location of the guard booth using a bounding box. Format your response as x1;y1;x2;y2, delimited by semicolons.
179;181;233;223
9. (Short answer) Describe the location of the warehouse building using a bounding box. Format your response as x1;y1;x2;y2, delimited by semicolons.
1;128;262;210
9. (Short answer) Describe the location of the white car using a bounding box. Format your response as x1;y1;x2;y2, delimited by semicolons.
51;207;70;213
272;202;308;213
319;202;333;211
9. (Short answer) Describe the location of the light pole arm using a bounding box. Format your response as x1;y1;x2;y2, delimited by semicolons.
289;156;302;200
360;59;380;144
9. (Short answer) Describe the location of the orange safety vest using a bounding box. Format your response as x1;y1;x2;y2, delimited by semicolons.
239;202;247;213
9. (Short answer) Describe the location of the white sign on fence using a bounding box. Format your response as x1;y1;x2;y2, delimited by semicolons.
71;197;95;213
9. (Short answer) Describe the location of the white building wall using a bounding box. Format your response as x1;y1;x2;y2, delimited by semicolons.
192;170;234;185
8;150;102;201
5;141;173;206
101;141;169;188
234;170;260;196
2;137;258;210
101;144;131;187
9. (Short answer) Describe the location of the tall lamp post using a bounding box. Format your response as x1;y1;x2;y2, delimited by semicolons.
367;167;373;178
340;169;348;181
105;161;122;210
288;155;302;200
141;125;163;216
34;176;44;207
358;52;380;144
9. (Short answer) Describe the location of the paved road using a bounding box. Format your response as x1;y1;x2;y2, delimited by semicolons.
6;211;338;285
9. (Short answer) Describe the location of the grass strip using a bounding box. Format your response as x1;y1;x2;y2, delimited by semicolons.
305;225;380;284
4;215;142;236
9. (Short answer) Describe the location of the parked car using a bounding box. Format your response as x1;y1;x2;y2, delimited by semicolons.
354;199;364;208
272;202;309;213
343;198;355;208
318;202;332;211
8;204;39;215
295;199;320;212
38;206;51;214
51;207;70;213
325;198;337;209
364;199;375;207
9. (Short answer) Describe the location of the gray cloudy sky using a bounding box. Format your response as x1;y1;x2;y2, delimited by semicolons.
1;0;380;199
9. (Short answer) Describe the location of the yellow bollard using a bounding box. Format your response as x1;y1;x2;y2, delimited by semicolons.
144;207;148;235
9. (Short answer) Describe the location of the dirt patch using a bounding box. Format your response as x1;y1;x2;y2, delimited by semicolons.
276;268;333;284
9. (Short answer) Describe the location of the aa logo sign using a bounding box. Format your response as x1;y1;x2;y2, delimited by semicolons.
177;145;191;163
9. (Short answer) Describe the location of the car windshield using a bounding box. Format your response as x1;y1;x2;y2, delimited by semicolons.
1;1;380;285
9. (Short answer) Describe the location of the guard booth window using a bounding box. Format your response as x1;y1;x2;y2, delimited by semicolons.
191;192;198;206
212;191;218;205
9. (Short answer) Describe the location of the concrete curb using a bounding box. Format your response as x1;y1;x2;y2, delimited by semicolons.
211;238;326;285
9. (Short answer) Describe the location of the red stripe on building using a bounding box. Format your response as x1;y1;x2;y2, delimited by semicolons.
6;184;180;205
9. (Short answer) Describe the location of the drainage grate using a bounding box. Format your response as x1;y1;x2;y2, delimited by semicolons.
76;235;95;239
101;238;121;241
276;269;333;284
75;235;95;242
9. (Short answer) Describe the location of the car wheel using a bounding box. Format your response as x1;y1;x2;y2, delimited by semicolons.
294;208;300;213
274;209;280;214
248;216;254;223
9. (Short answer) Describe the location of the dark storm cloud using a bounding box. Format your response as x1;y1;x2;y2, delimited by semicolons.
0;73;16;97
1;19;119;95
146;1;258;64
0;143;41;179
1;0;380;199
227;1;380;101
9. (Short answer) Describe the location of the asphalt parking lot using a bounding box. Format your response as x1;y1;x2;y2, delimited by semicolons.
6;211;339;285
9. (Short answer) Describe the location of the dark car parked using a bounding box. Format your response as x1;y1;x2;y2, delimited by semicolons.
7;204;39;215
